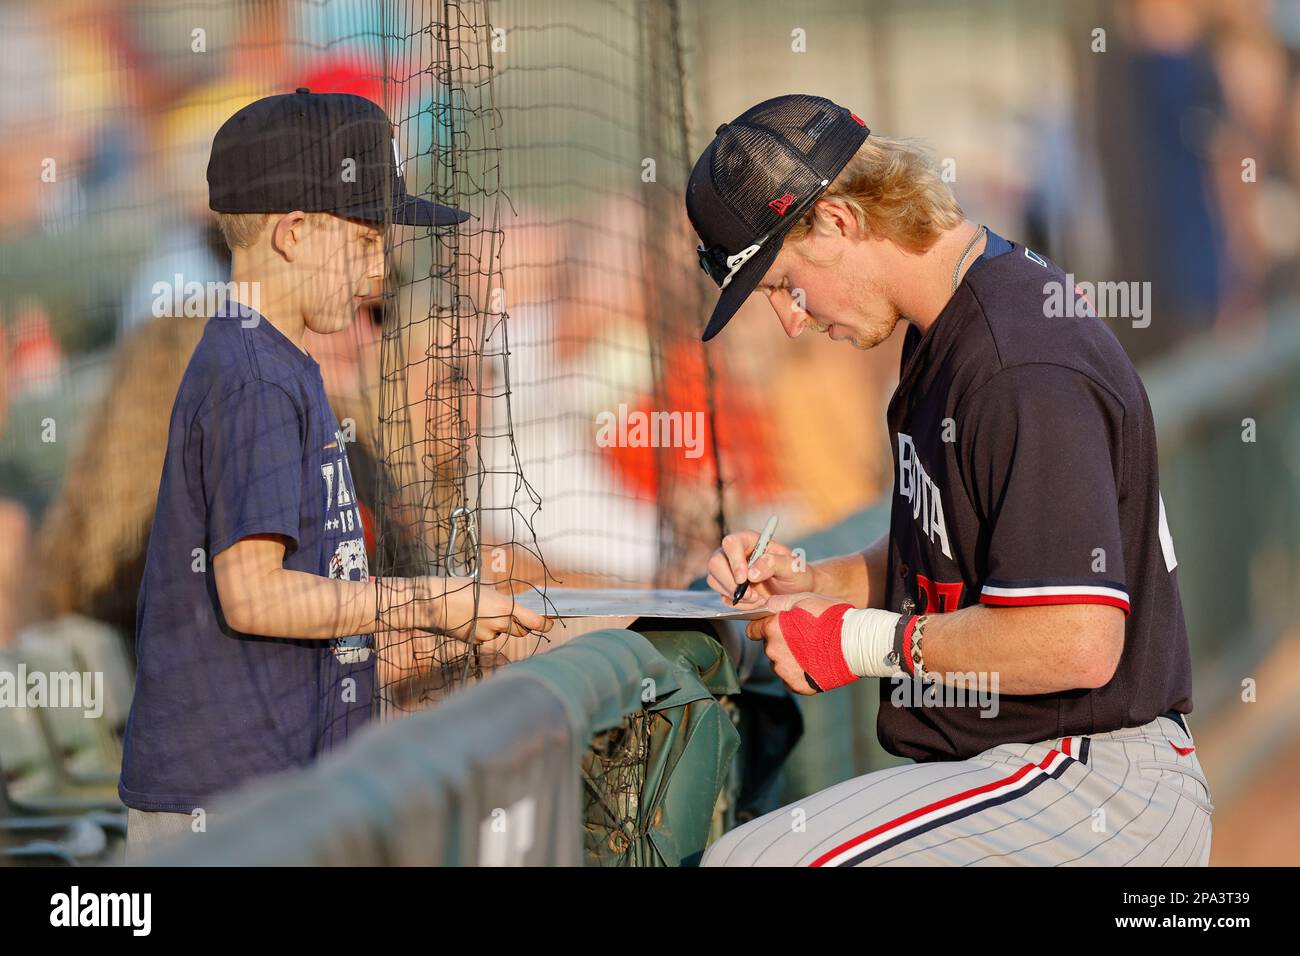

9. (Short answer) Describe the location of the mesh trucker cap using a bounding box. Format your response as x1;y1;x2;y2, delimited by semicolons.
687;94;870;341
207;88;469;227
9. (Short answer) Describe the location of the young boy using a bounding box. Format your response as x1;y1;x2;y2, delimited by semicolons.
119;89;549;860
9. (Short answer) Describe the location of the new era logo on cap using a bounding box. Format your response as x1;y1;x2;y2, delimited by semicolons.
685;94;870;342
768;193;796;215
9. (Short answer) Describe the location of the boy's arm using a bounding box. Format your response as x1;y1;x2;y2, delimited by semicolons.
213;534;422;638
212;534;550;642
200;384;549;645
200;383;413;639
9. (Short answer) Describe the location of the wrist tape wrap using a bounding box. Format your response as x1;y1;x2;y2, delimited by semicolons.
778;602;857;692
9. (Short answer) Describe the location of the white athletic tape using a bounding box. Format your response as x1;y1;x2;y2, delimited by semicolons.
842;607;904;679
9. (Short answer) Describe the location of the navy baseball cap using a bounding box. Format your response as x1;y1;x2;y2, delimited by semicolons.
686;94;870;341
207;88;469;227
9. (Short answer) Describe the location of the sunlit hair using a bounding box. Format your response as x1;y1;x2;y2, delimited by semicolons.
786;134;965;258
217;212;272;250
216;211;340;250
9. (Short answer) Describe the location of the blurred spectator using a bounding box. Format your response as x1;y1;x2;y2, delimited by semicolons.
36;316;208;636
0;318;35;647
481;201;663;583
5;0;1300;613
117;78;260;338
6;300;64;397
1206;4;1300;335
1096;0;1225;363
0;5;70;235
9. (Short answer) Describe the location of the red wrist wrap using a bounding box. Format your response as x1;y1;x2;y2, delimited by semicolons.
898;613;919;677
778;603;857;691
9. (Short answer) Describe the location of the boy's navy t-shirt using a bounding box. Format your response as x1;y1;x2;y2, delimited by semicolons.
119;303;375;812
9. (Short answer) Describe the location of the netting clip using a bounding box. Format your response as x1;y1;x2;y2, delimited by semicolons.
446;506;480;580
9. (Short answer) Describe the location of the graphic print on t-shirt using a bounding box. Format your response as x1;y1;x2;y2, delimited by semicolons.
322;426;370;663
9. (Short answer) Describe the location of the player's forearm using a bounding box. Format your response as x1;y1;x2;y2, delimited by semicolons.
917;603;1124;695
810;531;890;608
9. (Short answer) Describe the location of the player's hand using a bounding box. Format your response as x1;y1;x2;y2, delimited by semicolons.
744;591;840;695
419;577;552;643
707;529;813;610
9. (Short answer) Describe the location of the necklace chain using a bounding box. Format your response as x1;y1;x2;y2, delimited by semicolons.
951;224;987;293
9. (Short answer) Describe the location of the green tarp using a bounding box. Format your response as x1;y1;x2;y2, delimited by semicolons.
582;627;741;866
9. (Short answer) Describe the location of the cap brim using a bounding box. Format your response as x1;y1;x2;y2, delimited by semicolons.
344;195;470;227
392;195;470;226
700;239;782;342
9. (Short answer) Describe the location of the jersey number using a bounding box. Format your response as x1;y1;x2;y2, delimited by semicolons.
916;573;965;614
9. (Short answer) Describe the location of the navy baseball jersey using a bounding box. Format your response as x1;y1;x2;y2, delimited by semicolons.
878;231;1192;762
120;301;374;812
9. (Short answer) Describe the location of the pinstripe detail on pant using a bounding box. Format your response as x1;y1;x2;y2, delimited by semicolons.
701;716;1213;867
812;739;1089;867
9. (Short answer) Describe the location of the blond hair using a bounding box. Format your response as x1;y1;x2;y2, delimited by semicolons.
787;134;965;256
217;212;272;250
36;315;208;630
216;211;340;251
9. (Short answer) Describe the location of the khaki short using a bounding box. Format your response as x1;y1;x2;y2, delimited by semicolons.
125;808;212;865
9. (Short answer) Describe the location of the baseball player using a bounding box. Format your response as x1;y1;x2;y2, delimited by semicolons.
690;95;1212;866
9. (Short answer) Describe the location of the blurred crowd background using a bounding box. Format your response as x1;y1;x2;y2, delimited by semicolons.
1;0;1299;864
3;0;1298;568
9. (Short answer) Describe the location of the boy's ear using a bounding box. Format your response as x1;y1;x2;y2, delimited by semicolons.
270;210;310;261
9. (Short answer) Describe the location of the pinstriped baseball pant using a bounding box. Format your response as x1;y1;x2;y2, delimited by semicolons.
702;714;1213;866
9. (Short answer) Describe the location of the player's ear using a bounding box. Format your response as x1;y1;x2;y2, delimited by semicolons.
813;197;856;239
270;210;309;261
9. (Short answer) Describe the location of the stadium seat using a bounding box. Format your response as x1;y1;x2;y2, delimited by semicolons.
12;630;123;790
0;701;126;865
1;816;112;867
0;649;126;813
39;615;135;738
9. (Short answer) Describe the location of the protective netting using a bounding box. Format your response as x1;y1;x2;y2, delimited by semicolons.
1;0;736;731
371;0;731;713
368;0;533;712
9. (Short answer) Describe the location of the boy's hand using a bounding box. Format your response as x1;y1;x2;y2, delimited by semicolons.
417;577;552;644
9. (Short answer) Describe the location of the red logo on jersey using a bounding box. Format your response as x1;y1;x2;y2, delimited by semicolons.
768;192;796;215
916;573;965;614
